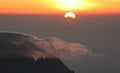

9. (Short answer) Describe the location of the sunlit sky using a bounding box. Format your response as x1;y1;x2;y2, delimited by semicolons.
0;0;120;14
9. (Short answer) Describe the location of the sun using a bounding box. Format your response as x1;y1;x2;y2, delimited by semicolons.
64;12;76;19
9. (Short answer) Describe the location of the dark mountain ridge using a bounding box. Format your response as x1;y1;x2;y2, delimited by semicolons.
0;57;74;73
0;32;74;73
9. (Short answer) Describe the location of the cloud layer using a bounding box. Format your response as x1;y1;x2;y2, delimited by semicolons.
0;32;94;60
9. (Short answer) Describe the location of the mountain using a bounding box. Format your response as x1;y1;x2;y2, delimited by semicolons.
0;32;74;73
0;57;74;73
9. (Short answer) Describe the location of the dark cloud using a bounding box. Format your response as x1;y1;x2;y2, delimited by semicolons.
0;31;42;58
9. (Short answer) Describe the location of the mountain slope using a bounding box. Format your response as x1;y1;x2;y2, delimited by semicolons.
0;32;74;73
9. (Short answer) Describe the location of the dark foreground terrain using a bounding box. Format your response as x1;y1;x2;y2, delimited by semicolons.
0;32;74;73
0;57;74;73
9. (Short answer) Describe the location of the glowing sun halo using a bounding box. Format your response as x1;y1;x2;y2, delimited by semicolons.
64;12;76;19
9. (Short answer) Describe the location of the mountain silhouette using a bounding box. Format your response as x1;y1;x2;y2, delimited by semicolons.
0;57;74;73
0;32;74;73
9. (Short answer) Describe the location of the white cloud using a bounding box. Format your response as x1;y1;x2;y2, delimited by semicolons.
33;37;94;60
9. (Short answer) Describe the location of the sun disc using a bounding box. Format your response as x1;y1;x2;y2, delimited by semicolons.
64;12;76;19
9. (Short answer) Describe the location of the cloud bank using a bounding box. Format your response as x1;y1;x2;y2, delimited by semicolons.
0;32;94;60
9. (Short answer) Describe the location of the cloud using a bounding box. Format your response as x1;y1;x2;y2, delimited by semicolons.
0;32;95;60
33;37;94;59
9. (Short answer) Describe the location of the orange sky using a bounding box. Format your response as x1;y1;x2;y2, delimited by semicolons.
0;0;120;14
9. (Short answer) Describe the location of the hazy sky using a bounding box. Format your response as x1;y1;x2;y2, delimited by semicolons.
0;0;120;14
0;14;120;73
